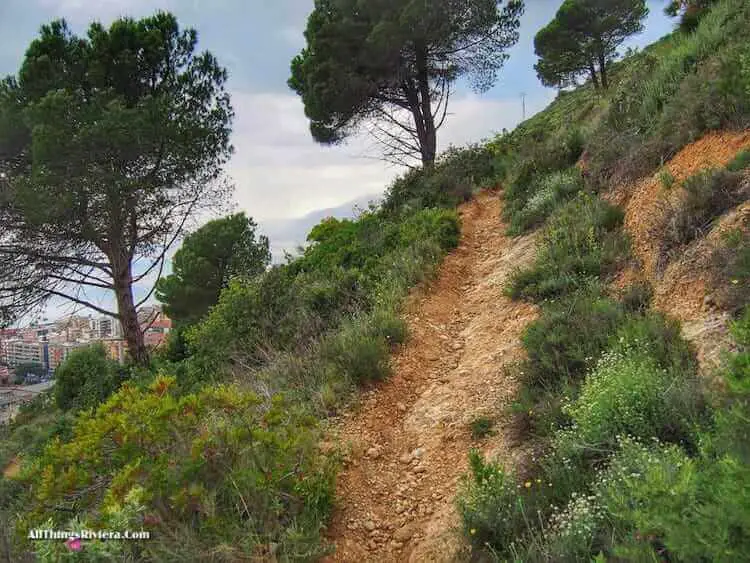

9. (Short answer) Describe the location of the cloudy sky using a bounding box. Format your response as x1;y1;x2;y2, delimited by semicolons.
0;0;674;320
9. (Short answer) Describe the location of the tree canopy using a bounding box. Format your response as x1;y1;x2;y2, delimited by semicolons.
289;0;524;167
156;213;271;327
0;13;233;365
54;343;126;412
534;0;648;90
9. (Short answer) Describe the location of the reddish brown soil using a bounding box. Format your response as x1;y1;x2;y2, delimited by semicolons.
608;131;750;371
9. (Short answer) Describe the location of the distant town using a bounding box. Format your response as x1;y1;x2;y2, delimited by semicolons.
0;305;171;387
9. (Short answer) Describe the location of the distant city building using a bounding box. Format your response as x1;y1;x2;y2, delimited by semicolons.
90;316;123;339
0;307;172;379
2;339;44;367
102;339;128;364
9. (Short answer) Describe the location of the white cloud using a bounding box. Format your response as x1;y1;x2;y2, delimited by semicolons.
227;89;555;221
278;25;304;47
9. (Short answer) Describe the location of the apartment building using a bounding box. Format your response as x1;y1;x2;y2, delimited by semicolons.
2;339;44;367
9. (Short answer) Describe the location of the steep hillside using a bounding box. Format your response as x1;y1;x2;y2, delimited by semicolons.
1;1;748;562
610;131;750;371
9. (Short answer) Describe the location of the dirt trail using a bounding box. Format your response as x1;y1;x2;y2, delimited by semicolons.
322;190;537;563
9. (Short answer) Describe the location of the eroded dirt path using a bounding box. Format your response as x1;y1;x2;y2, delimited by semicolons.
322;190;537;562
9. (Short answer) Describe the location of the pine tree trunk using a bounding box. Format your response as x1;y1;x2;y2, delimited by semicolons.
112;260;149;366
415;44;437;167
588;60;600;90
598;52;609;90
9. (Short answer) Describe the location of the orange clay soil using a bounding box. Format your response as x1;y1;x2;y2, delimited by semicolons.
606;130;750;371
321;190;538;563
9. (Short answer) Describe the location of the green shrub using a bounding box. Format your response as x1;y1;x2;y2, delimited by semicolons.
503;129;586;234
710;227;750;312
21;376;336;561
620;281;654;313
321;315;391;384
664;167;747;249
594;437;698;561
457;450;539;558
560;346;700;449
469;416;495;440
520;291;625;389
399;207;461;251
382;144;497;213
595;432;750;563
506;195;627;302
508;168;584;234
54;343;127;412
611;312;697;375
727;148;750;172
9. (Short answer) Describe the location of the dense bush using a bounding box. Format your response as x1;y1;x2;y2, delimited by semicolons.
520;291;626;389
20;376;336;561
611;312;697;375
502;128;586;234
506;194;627;301
594;430;750;562
507;168;584;234
54;343;128;412
559;345;699;450
382;144;498;213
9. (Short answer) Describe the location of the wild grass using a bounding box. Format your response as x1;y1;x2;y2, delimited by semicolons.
506;194;628;302
586;0;750;186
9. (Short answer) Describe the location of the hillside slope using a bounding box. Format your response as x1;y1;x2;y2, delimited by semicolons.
609;131;750;372
323;191;536;562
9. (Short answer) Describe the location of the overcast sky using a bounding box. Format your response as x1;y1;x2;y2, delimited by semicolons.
0;0;674;321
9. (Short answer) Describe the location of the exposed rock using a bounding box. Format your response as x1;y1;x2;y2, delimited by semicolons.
393;525;415;542
364;520;376;532
399;453;412;464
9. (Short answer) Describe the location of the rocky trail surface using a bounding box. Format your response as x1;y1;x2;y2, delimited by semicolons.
322;190;538;562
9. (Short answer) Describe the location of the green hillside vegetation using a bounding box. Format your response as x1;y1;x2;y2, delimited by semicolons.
457;0;750;560
0;0;748;561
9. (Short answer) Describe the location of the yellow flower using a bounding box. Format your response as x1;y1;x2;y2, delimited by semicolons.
470;529;476;535
524;481;532;488
536;479;542;484
732;279;740;285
